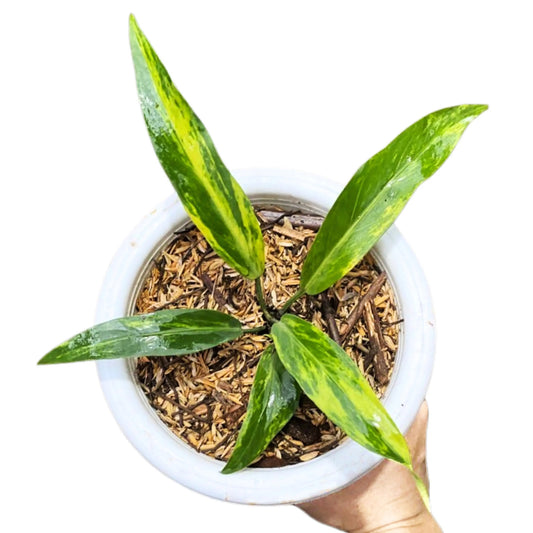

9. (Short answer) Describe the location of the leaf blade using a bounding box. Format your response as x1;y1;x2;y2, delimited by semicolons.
38;309;243;364
300;104;487;294
271;314;410;466
222;345;300;474
129;15;264;279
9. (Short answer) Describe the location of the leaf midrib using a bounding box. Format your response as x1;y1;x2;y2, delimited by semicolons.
100;323;241;339
57;324;242;359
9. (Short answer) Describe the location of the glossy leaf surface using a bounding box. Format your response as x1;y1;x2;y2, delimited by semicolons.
38;309;242;364
300;104;488;294
271;314;410;465
129;15;264;279
222;345;300;474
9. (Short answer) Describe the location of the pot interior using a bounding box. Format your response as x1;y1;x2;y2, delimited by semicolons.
123;193;404;468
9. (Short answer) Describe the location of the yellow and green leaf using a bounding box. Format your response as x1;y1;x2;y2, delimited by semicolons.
300;104;488;295
129;15;264;279
222;345;300;474
271;314;410;464
38;309;243;364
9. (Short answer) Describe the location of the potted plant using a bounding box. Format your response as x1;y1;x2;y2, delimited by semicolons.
39;14;486;509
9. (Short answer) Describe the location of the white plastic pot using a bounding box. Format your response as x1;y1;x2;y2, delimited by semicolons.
96;168;435;505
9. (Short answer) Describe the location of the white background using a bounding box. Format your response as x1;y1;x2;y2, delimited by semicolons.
1;1;532;531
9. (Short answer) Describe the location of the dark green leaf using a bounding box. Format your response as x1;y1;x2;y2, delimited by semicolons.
129;15;264;280
222;345;300;474
300;104;488;294
38;309;242;364
271;314;410;465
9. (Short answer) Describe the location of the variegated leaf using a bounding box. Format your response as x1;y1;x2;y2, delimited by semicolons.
129;15;264;279
38;309;242;364
222;345;300;474
300;104;488;295
271;314;410;465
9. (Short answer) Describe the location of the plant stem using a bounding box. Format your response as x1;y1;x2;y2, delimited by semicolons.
321;292;341;345
279;288;305;314
242;325;268;334
340;272;386;345
255;278;276;324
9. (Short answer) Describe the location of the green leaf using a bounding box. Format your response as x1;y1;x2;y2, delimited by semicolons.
300;104;488;294
129;15;264;280
271;314;410;466
222;345;300;474
38;309;243;364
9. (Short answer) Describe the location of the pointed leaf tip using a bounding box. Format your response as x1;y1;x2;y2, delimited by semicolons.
271;314;411;466
222;345;300;474
128;14;139;34
129;20;264;279
38;309;243;364
410;467;431;511
300;104;488;294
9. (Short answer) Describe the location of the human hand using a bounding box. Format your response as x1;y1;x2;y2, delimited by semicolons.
297;401;441;532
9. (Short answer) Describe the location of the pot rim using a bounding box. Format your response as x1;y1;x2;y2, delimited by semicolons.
96;168;435;505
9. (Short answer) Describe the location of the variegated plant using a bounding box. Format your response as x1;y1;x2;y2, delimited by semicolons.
39;14;488;510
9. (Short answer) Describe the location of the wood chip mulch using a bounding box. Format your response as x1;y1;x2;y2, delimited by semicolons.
134;208;401;467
